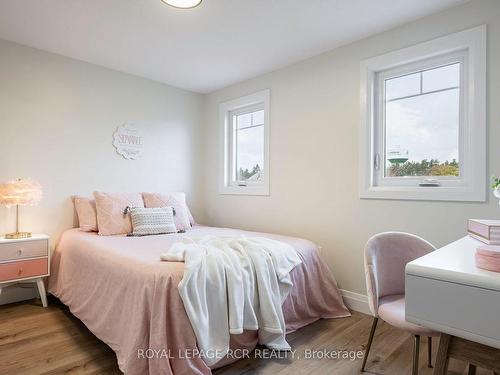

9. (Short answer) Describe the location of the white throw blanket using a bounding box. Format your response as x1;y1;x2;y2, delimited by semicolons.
161;235;302;366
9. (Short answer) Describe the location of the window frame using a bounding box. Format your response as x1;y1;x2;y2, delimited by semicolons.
228;103;265;186
374;51;465;187
359;25;486;202
219;89;270;196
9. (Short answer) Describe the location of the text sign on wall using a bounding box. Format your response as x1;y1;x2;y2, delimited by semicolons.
113;124;144;160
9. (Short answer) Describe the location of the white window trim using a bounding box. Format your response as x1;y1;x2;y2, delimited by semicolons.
219;89;270;196
359;25;486;202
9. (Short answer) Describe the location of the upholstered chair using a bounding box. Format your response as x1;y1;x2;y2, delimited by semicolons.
361;232;439;375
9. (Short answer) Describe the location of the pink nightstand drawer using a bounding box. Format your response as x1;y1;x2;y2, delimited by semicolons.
0;258;48;282
0;239;48;262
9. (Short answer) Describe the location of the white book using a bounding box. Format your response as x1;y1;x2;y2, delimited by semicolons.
468;232;500;245
468;219;500;244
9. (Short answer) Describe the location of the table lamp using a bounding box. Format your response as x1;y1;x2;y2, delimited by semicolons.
0;178;42;239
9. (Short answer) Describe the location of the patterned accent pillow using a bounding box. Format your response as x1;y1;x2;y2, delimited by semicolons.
73;196;98;232
129;207;177;236
93;192;144;236
142;192;193;231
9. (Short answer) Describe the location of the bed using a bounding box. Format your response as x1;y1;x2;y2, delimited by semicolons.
48;225;350;375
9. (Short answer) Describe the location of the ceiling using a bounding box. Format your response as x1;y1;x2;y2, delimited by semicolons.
0;0;468;93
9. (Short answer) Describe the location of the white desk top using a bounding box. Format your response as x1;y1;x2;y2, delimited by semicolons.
406;236;500;292
0;234;49;244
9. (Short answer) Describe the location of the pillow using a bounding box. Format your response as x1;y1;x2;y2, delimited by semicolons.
187;206;196;226
142;192;192;231
73;196;98;232
129;207;177;236
93;192;144;236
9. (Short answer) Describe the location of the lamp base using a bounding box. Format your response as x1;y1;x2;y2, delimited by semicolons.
5;232;32;239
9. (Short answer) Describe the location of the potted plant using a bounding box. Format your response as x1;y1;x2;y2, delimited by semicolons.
491;176;500;203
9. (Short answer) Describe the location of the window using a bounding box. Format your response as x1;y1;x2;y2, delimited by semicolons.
219;90;270;195
231;106;265;184
380;56;461;183
360;26;486;201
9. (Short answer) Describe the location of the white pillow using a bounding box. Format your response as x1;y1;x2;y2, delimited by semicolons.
129;207;177;236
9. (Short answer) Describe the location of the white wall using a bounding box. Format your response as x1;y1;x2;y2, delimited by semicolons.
1;0;499;306
0;39;205;302
0;38;205;240
203;0;500;296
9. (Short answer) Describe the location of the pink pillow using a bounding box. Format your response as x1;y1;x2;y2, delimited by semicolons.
142;192;192;231
73;196;98;232
93;192;144;236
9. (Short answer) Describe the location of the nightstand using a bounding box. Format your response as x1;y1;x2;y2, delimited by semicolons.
0;234;50;307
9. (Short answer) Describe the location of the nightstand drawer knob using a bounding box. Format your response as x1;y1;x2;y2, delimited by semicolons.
18;268;23;275
17;249;23;256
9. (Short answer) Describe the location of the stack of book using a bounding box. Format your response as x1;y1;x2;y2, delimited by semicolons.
468;220;500;273
468;219;500;245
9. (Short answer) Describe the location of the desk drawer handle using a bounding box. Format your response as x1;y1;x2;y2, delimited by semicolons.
18;268;23;275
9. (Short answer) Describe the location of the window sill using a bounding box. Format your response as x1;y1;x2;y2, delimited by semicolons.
219;185;269;196
360;185;485;202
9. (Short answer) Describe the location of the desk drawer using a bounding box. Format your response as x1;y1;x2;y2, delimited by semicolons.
0;258;48;282
406;274;500;349
0;240;48;262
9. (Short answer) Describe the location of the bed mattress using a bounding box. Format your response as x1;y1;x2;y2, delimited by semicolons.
48;225;350;375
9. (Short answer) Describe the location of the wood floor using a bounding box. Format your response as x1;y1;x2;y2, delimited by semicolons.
0;297;489;375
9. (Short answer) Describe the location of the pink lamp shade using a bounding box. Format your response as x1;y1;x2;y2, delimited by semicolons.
0;178;42;239
0;178;42;207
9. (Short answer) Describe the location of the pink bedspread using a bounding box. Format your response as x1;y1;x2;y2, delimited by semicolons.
48;226;350;375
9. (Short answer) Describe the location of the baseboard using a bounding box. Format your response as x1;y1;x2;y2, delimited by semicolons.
340;289;371;315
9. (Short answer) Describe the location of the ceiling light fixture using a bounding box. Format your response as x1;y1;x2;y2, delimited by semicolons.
161;0;202;9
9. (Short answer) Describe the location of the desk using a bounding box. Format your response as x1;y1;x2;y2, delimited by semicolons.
405;236;500;374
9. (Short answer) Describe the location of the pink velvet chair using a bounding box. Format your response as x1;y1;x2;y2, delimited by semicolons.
361;232;439;375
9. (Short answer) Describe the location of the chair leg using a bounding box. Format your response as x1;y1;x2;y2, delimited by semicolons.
360;317;378;372
412;335;421;375
467;364;476;375
428;336;433;368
